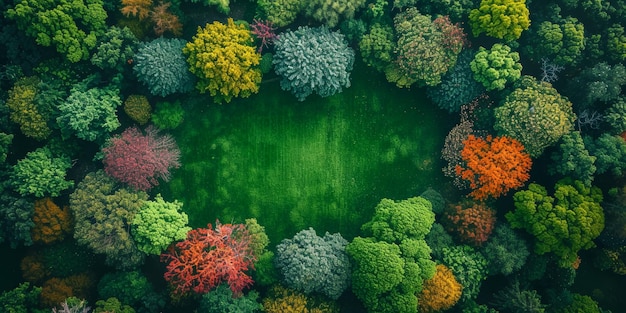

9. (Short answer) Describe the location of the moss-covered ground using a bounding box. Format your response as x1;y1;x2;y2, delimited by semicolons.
158;62;453;244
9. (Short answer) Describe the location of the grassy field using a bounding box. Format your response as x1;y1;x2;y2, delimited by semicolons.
158;62;453;245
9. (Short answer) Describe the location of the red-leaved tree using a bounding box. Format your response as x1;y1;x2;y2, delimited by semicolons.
160;221;256;298
444;200;496;247
250;19;277;53
103;126;180;191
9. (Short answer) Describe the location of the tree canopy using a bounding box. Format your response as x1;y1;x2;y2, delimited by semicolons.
131;194;190;255
469;0;530;42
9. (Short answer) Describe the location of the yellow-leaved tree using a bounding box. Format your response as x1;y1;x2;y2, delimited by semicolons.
184;18;262;104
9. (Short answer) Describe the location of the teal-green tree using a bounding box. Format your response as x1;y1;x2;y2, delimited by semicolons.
470;43;522;91
91;26;138;73
584;133;626;177
505;179;605;267
521;17;585;66
11;147;73;198
468;0;530;42
71;170;147;270
134;37;194;97
494;76;575;157
6;0;107;63
549;131;597;186
131;194;191;255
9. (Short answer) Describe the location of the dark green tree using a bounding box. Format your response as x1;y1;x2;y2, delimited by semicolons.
521;17;585;66
198;284;262;313
566;62;626;110
604;98;626;134
490;281;546;313
303;0;367;27
549;131;597;186
0;179;34;248
480;224;529;276
97;271;164;313
0;133;12;163
0;282;41;313
441;245;488;302
359;22;395;72
91;26;138;73
151;100;184;130
584;133;626;176
255;0;305;27
94;297;135;313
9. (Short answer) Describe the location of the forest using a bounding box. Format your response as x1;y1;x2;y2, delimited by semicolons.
0;0;625;312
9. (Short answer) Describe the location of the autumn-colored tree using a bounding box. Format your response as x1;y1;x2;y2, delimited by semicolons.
455;135;532;201
160;221;257;298
121;0;153;20
250;19;277;53
21;252;47;283
6;77;51;140
184;18;262;103
123;95;151;125
102;126;180;191
418;264;462;313
262;285;339;313
31;198;72;245
150;1;182;37
444;200;496;247
40;273;95;308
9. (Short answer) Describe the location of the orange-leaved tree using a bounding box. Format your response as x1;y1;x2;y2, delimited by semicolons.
121;0;153;20
418;264;462;313
160;221;256;298
443;200;496;247
31;198;72;245
455;135;532;201
183;18;262;104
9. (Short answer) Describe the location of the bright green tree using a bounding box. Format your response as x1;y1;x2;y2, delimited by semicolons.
494;76;575;157
470;43;522;91
469;0;530;42
131;194;191;255
362;197;435;243
505;179;605;267
11;147;73;198
0;282;41;313
184;18;262;104
549;131;596;186
303;0;367;27
6;0;107;63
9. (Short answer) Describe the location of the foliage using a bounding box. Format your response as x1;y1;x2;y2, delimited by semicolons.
584;133;626;176
94;297;135;313
442;120;477;189
441;245;489;302
0;183;34;248
490;281;546;313
521;17;585;66
131;194;190;255
6;76;51;140
151;100;184;130
91;26;138;72
255;0;305;27
52;297;91;313
468;0;530;41
123;95;151;125
418;264;462;313
470;44;522;91
120;0;152;20
605;98;626;134
480;224;529;276
149;1;182;37
494;76;575;157
427;50;485;113
57;82;122;142
0;133;13;163
386;9;466;88
606;24;626;63
556;294;602;313
184;19;261;103
250;19;277;53
361;197;435;243
102;126;181;191
134;37;194;97
41;274;95;309
39;240;97;278
71;170;148;270
455;135;532;200
550;131;597;186
11;147;73;198
275;228;350;300
420;188;446;215
199;284;262;313
444;200;496;247
505;179;605;267
303;0;366;27
189;0;231;14
425;223;454;261
0;282;41;313
245;218;270;259
160;221;256;298
97;271;164;313
402;0;477;22
262;285;339;313
273;26;354;101
5;0;107;62
31;197;72;245
595;246;626;275
359;22;395;72
566;62;626;110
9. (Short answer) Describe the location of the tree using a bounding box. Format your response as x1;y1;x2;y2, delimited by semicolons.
604;98;626;134
490;282;546;313
160;221;256;298
470;44;522;91
256;0;305;27
120;0;152;20
468;0;530;42
418;264;462;313
91;26;138;72
0;282;41;313
97;271;164;313
0;133;13;163
123;95;151;125
549;131;596;186
94;297;135;313
102;126;181;191
427;50;485;113
359;22;396;72
425;223;454;260
584;133;626;176
303;0;367;27
262;285;339;313
133;37;195;97
149;1;182;37
521;17;585;66
441;245;488;302
5;76;52;140
556;293;603;313
71;170;147;270
57;82;122;142
250;19;277;53
444;200;497;247
361;197;435;243
40;274;95;308
11;147;74;198
0;182;35;248
199;284;262;313
31;198;72;245
188;0;231;14
480;224;529;276
184;19;262;104
565;62;626;110
386;9;466;88
275;228;351;300
273;26;354;101
399;0;477;22
494;76;575;157
5;0;107;63
505;179;605;267
131;194;190;255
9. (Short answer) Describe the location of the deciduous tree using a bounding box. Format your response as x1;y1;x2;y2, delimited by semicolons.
303;0;367;27
123;95;151;125
441;245;488;302
469;0;530;41
131;194;190;255
444;200;497;246
470;44;522;91
549;131;596;186
418;264;462;313
11;147;73;198
480;224;529;276
31;198;72;245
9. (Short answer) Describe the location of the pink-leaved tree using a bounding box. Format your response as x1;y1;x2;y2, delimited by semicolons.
250;19;277;53
102;125;180;191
